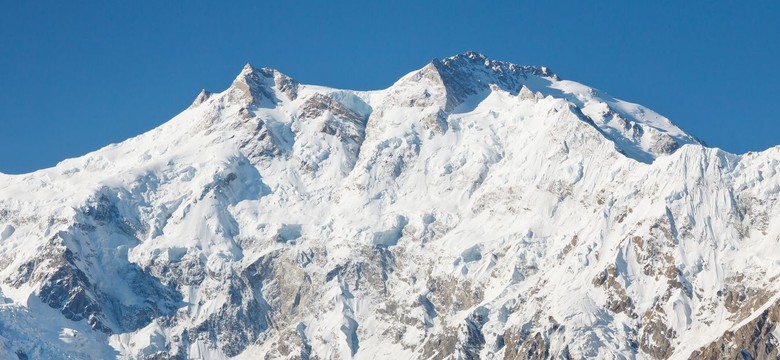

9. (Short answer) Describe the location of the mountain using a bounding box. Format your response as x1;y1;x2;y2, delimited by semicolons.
1;51;779;359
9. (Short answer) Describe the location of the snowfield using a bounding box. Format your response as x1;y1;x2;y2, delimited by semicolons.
1;52;779;359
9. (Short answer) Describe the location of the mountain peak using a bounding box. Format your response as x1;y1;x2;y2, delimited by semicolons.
447;50;490;63
188;89;212;108
229;64;299;104
432;51;558;82
379;52;698;162
404;52;558;112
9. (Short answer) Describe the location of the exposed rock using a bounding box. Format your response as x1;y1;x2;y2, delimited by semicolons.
690;298;780;360
639;305;676;359
189;89;212;108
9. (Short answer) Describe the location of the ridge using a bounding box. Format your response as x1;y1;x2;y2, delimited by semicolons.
435;51;558;81
412;52;558;112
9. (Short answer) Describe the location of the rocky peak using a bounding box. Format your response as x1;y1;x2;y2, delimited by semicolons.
408;52;559;111
518;84;544;101
189;89;212;108
443;51;556;76
229;64;299;105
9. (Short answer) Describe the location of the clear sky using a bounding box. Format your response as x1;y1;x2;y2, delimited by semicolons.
1;1;778;174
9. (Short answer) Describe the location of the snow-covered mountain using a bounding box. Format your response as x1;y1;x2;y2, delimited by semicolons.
1;51;779;359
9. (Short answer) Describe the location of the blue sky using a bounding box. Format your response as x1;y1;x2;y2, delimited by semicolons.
1;1;778;173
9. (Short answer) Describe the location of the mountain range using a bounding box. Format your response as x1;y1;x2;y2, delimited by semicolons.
1;52;779;359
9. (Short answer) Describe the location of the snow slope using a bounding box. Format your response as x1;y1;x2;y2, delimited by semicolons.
1;52;779;359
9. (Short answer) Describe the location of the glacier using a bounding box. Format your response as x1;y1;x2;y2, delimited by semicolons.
1;51;779;359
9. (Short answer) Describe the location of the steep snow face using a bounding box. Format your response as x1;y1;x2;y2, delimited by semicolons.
0;52;778;360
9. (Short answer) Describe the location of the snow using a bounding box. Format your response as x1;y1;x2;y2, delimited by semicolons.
0;52;778;359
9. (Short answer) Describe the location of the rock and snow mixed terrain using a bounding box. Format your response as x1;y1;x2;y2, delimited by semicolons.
1;52;779;359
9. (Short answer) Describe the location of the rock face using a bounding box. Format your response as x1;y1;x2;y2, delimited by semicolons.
689;297;780;360
0;52;779;359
